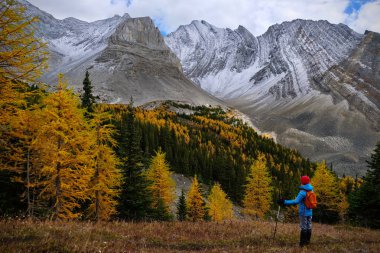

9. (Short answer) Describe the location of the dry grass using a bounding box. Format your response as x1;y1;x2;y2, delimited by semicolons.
0;219;379;252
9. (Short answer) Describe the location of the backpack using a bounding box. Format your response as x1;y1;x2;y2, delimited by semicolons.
304;190;317;209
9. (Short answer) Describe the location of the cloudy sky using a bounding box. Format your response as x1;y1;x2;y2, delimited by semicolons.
28;0;380;36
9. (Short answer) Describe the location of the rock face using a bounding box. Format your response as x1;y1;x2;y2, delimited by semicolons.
165;20;258;96
166;19;362;99
166;20;380;176
22;0;221;106
313;31;380;130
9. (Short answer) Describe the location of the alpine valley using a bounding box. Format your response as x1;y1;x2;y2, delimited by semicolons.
23;0;379;176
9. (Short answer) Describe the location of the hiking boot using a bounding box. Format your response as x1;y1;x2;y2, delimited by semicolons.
305;229;312;245
299;230;308;247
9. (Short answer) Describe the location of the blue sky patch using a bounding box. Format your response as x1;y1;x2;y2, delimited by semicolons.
344;0;374;14
153;17;168;36
111;0;133;7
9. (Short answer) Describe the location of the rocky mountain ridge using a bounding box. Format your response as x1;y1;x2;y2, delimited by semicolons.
21;0;222;106
165;19;380;175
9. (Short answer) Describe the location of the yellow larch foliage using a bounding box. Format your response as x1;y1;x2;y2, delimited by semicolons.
0;0;47;84
135;108;190;144
145;150;176;210
0;0;47;155
243;153;272;219
339;175;356;195
207;183;234;221
338;193;349;222
193;115;244;148
312;161;341;214
88;107;122;221
35;76;94;220
8;107;45;215
186;175;205;221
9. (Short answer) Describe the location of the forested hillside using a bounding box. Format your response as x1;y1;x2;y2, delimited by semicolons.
104;101;315;203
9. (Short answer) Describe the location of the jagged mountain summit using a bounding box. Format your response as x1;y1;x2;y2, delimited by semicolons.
165;19;362;100
166;20;380;175
21;0;221;106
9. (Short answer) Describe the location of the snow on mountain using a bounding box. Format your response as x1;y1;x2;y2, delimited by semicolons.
165;19;362;100
21;0;222;106
166;19;380;176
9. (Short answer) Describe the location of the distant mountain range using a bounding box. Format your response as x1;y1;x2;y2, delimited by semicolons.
165;19;380;175
21;0;221;106
22;0;380;175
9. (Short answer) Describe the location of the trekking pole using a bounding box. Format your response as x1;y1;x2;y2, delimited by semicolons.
273;205;281;240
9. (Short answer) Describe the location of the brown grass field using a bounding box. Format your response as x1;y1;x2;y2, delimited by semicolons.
0;219;379;252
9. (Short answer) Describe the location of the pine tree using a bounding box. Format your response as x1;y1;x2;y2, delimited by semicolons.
116;102;154;220
186;175;205;221
35;76;94;220
207;183;233;221
81;71;95;113
145;150;176;214
88;108;121;221
349;142;380;228
312;161;341;223
177;189;187;221
243;153;272;219
154;197;173;221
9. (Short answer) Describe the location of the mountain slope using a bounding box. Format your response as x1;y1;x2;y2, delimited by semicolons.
165;19;362;99
22;0;222;106
313;31;380;130
165;20;380;175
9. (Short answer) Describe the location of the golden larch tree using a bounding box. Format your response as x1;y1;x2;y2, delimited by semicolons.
0;0;47;161
243;153;272;219
145;149;176;211
88;107;122;221
0;0;47;112
186;175;205;221
207;183;233;221
312;161;342;221
36;76;94;220
8;107;44;216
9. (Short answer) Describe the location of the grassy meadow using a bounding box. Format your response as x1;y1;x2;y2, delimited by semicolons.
0;220;379;252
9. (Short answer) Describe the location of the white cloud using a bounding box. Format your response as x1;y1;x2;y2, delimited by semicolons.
28;0;129;21
347;1;380;33
28;0;380;36
121;0;350;35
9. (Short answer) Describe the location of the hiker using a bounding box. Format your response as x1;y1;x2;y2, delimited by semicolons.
278;175;315;247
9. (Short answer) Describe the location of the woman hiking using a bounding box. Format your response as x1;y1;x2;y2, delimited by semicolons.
278;175;315;247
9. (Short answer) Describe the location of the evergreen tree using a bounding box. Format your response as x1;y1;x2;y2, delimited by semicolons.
81;71;95;113
154;197;173;221
35;76;94;220
145;150;176;215
312;161;341;223
116;102;154;220
177;189;187;221
186;176;205;221
349;142;380;228
207;183;233;221
243;153;272;219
